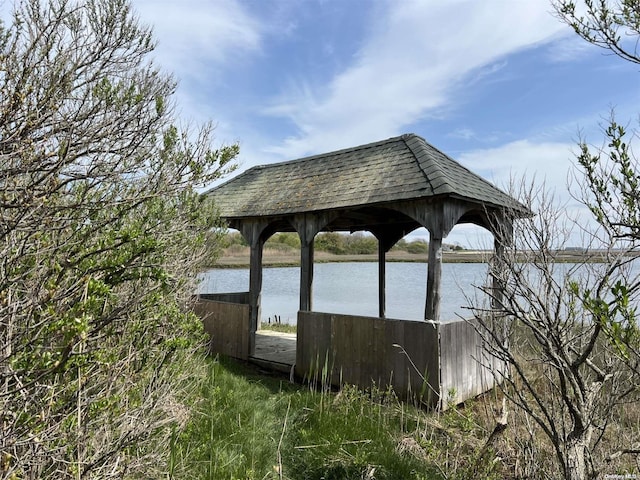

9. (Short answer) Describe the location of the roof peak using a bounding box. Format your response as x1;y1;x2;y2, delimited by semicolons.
207;133;527;218
251;133;420;171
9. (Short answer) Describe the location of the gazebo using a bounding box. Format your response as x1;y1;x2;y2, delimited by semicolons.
198;133;524;407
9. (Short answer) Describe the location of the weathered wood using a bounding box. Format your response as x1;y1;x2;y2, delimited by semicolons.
439;318;502;408
299;241;314;311
296;311;332;381
293;213;337;312
248;240;263;354
204;135;529;409
491;215;513;311
378;242;386;318
240;220;270;356
392;319;440;406
194;298;250;360
296;311;441;407
371;228;407;319
198;292;249;304
425;235;442;321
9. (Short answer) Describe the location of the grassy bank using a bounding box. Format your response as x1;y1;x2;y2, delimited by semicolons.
213;247;492;268
212;245;614;268
167;355;509;480
165;350;639;479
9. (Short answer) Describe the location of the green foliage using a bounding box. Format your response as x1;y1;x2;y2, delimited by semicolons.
222;230;248;248
471;4;640;478
314;232;378;255
406;240;429;254
315;232;346;254
261;321;297;334
221;231;443;257
169;358;295;479
0;0;237;477
555;0;640;65
575;279;640;360
283;384;438;480
575;120;640;240
266;232;301;251
344;232;378;254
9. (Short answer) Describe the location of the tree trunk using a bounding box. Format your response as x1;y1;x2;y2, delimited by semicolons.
565;434;592;480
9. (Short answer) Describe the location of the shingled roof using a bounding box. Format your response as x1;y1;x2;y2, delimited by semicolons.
207;133;525;220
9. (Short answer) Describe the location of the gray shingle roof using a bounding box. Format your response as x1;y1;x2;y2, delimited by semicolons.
207;133;525;219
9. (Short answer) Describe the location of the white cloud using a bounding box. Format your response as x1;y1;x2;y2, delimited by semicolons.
458;139;577;193
391;138;584;249
132;0;263;81
455;139;598;248
263;0;569;158
545;34;595;63
127;0;268;145
457;139;575;182
449;128;476;141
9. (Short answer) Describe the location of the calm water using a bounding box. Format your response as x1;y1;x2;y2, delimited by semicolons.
198;262;490;324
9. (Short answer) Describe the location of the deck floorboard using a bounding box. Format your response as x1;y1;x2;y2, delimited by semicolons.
253;330;296;366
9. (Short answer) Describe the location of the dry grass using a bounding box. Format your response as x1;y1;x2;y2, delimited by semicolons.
211;246;495;268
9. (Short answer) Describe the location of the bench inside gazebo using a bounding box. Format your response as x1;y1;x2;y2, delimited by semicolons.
195;133;524;408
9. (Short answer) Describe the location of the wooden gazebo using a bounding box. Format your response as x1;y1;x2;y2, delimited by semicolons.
201;133;525;407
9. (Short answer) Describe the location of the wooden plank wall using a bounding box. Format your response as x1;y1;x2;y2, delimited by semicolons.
296;312;440;407
439;318;502;408
198;292;250;304
193;297;250;360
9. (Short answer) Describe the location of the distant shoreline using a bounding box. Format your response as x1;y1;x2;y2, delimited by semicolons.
209;249;611;269
212;249;481;268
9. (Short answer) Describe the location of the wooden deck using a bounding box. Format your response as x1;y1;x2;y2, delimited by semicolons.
251;330;296;373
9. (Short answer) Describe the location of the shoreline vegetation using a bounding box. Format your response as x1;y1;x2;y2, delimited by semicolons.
213;231;438;267
213;245;617;268
210;230;620;268
214;247;489;267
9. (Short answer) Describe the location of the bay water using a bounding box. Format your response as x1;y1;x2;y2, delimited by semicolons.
198;262;490;324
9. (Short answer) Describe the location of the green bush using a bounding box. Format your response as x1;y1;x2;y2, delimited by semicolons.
266;232;301;250
0;1;237;476
406;240;429;254
315;232;346;254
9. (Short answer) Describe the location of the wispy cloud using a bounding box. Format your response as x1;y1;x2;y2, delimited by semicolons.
129;0;267;147
545;35;595;63
458;139;577;195
263;0;569;159
444;138;587;247
133;0;263;81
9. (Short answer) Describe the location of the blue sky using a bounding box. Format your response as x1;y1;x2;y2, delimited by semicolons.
132;0;640;247
11;0;640;247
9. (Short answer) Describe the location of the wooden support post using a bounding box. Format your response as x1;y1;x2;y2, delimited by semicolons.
248;239;264;355
300;239;314;312
492;215;513;312
378;240;386;318
293;214;326;313
492;238;505;311
393;199;469;323
425;235;443;321
372;228;408;319
240;221;269;357
292;211;339;314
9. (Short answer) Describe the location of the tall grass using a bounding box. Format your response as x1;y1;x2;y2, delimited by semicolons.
167;355;510;480
168;356;295;479
165;331;640;479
